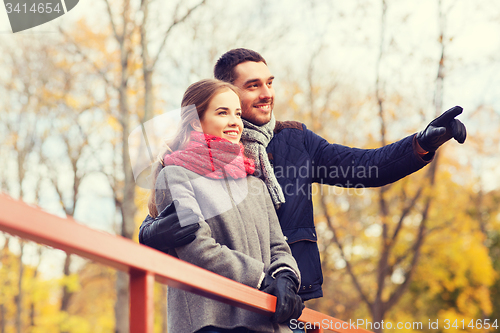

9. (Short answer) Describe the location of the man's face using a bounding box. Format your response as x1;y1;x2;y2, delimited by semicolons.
232;61;275;126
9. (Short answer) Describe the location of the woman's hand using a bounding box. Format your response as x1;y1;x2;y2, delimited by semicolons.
139;200;200;252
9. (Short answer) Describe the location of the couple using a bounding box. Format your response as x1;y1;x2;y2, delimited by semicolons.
141;49;467;333
150;79;300;333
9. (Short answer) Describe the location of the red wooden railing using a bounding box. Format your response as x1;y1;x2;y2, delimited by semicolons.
0;193;372;333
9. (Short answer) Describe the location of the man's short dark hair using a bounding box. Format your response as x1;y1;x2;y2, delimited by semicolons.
214;48;267;83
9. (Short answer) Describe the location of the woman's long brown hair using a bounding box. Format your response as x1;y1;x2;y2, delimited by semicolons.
148;79;240;218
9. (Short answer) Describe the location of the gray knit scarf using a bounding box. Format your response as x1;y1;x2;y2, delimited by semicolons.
241;115;285;209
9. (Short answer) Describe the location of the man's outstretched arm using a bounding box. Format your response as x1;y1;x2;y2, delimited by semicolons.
307;105;467;187
139;201;200;253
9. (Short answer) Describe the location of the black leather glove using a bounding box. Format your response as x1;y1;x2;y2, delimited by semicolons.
416;106;467;152
260;272;275;291
139;200;200;252
261;270;304;324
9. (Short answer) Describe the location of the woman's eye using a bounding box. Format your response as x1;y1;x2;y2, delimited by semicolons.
218;111;227;115
236;112;242;117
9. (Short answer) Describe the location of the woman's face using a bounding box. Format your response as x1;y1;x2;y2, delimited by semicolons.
199;89;243;144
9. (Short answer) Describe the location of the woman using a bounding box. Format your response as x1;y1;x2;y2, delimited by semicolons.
147;79;302;333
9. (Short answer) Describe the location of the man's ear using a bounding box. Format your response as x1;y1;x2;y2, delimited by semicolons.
190;119;203;132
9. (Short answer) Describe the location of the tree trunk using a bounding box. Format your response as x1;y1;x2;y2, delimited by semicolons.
114;271;130;333
115;17;136;333
371;304;386;333
140;0;153;124
60;253;73;333
0;237;9;333
29;247;42;328
161;285;168;333
111;1;136;330
372;3;389;331
0;304;4;333
15;241;25;333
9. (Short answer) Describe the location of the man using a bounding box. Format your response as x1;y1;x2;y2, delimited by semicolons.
140;49;466;303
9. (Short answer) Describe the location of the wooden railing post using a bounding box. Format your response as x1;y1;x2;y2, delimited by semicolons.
130;269;155;333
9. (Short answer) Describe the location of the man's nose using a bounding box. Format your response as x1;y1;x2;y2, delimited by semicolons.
259;85;273;100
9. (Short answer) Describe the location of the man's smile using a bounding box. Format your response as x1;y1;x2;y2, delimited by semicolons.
254;103;272;112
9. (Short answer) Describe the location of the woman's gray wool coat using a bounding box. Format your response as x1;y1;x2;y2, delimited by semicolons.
155;165;300;333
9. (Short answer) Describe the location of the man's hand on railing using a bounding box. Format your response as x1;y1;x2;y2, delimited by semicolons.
139;200;200;252
260;270;304;324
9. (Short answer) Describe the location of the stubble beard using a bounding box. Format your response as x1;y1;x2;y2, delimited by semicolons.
242;100;274;126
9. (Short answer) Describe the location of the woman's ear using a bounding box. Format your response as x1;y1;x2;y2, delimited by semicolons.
190;119;203;132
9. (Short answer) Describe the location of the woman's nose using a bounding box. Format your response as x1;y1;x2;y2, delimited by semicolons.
228;114;239;125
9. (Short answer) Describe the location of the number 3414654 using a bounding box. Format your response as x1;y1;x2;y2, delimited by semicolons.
444;319;498;330
5;2;62;14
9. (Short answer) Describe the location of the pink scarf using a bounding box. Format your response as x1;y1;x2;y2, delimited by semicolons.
163;131;255;179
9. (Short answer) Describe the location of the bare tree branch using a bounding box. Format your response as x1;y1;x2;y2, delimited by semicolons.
151;0;207;69
58;27;114;88
375;0;387;146
319;194;372;308
391;185;424;241
103;0;120;42
385;192;429;310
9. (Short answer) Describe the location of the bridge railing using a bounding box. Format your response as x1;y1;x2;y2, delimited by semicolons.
0;193;372;333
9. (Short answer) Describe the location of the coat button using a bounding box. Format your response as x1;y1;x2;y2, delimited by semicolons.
309;285;312;289
302;286;306;290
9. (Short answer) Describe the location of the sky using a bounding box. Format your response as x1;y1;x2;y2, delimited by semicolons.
1;0;499;109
